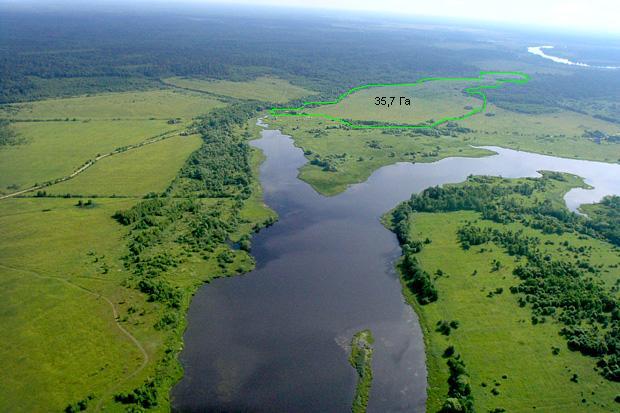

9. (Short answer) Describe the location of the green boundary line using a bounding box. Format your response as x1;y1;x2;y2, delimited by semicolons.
269;71;530;129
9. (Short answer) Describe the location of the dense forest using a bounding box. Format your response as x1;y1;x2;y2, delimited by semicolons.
2;5;619;115
0;8;475;103
390;174;620;386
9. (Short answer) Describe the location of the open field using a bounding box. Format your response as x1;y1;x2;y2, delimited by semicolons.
0;197;144;412
269;116;491;195
0;88;226;195
305;81;485;126
162;76;315;102
46;134;202;197
307;82;478;124
463;104;620;163
0;89;225;120
0;120;179;194
272;73;528;128
0;102;275;411
268;96;620;196
409;211;619;412
388;174;620;412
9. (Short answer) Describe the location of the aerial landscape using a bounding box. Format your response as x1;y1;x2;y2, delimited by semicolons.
1;0;619;412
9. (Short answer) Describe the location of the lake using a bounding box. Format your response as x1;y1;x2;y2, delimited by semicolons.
172;125;620;412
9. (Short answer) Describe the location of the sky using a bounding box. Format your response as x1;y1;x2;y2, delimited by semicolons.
1;0;618;35
209;0;620;34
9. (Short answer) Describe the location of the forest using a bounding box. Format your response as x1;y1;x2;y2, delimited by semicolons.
2;5;620;119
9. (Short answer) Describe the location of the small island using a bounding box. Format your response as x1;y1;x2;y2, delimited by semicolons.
349;329;375;413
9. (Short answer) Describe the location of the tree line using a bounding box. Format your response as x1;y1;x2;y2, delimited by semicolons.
110;102;270;409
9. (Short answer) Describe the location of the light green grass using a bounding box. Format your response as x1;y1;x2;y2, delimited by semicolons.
269;116;491;195
0;198;146;412
0;88;227;195
404;208;619;413
46;134;203;197
306;81;484;125
463;104;620;163
0;115;275;411
162;76;315;103
0;89;225;120
268;99;620;196
0;120;179;194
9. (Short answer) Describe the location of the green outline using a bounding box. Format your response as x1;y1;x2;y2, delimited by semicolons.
269;71;530;129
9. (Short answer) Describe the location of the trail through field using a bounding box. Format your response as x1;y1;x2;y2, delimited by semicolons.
0;263;149;411
0;129;183;200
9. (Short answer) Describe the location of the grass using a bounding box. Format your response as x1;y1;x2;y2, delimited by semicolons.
162;76;315;103
0;106;275;411
269;116;491;195
349;329;374;413
305;81;486;125
0;89;225;120
463;104;620;164
0;85;277;411
46;134;203;197
394;178;620;412
0;120;179;194
0;88;226;194
267;96;620;196
0;197;146;412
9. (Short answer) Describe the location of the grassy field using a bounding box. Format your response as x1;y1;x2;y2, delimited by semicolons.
268;96;620;197
0;120;179;194
391;176;620;412
0;133;274;412
269;116;491;195
0;82;276;411
0;88;226;195
0;89;225;120
463;104;620;164
46;134;203;197
305;80;485;125
0;197;145;412
162;76;315;103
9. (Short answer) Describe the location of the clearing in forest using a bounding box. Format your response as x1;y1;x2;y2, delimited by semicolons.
270;71;529;129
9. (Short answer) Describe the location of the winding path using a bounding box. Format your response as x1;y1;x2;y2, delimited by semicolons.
0;128;185;201
0;263;149;410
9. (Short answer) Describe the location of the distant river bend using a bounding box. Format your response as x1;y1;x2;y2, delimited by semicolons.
528;45;620;69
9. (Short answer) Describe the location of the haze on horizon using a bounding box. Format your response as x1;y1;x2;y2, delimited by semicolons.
2;0;620;36
206;0;620;35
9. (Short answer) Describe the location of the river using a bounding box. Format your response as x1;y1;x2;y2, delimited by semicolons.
527;45;620;69
172;125;620;412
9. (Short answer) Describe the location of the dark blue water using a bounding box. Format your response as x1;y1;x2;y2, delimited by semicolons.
172;126;620;412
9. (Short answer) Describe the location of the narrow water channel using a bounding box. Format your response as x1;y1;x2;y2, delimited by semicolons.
172;126;620;412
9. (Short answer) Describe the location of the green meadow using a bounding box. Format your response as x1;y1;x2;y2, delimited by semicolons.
463;104;620;163
46;134;203;197
389;175;620;412
269;116;491;195
305;81;483;125
0;89;225;120
409;212;619;412
0;89;225;195
268;97;620;197
0;80;276;411
0;197;145;412
162;76;315;102
0;120;178;193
